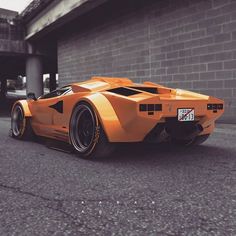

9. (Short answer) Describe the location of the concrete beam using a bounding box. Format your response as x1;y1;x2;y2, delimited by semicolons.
0;40;26;54
25;0;108;40
0;8;18;20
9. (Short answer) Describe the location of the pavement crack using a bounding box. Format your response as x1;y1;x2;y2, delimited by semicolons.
0;182;60;203
0;182;84;231
0;182;116;206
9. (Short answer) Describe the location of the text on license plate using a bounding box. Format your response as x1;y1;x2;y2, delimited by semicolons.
178;108;195;122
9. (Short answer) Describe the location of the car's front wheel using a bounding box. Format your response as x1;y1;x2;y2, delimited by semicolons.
11;104;33;140
69;102;113;158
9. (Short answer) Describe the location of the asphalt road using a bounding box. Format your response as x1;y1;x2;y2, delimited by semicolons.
0;117;235;236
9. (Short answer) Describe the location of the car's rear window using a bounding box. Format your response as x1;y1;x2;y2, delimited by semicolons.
107;87;142;96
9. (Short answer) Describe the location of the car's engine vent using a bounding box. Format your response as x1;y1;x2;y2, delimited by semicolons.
107;87;142;96
129;87;158;94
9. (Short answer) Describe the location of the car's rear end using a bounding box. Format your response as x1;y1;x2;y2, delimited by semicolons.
102;84;224;144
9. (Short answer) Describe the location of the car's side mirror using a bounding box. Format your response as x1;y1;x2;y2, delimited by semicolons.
27;93;37;101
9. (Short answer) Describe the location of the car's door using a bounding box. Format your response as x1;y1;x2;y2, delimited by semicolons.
30;87;71;137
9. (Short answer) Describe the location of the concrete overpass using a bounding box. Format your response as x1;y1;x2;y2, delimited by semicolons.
18;0;109;98
1;0;109;98
0;8;25;98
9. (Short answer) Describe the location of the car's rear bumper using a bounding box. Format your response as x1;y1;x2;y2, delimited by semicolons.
109;97;224;142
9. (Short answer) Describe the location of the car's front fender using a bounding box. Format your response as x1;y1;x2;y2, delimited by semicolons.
12;100;32;117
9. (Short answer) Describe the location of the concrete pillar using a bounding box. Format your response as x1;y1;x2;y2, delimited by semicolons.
0;79;7;99
26;56;43;98
49;73;57;92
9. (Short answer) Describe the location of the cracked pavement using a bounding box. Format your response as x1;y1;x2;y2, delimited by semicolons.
0;117;236;235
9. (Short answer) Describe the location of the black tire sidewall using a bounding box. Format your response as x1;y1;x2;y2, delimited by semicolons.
11;104;27;139
69;102;101;157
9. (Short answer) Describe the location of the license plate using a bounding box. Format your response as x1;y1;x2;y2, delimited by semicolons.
178;108;194;122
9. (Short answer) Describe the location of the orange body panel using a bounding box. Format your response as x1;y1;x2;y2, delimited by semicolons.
12;77;224;143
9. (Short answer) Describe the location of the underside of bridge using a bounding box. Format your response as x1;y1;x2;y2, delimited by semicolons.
0;6;58;99
0;0;108;99
0;54;25;98
0;9;24;98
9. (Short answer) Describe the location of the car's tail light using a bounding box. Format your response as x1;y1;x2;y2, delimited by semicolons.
139;104;162;112
207;104;223;110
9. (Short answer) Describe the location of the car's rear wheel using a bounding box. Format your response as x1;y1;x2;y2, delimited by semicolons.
69;102;113;158
11;104;33;140
171;134;210;146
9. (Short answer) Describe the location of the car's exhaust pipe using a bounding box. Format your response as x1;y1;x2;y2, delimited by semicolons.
186;124;204;140
165;120;204;141
144;122;204;143
171;123;204;140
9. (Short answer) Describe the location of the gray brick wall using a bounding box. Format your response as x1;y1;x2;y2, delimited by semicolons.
58;0;236;123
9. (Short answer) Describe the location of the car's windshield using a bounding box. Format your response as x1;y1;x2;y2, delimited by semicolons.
39;86;71;99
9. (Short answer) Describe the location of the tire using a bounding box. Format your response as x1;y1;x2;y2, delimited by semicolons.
69;102;114;159
11;104;34;140
191;134;210;145
171;134;210;147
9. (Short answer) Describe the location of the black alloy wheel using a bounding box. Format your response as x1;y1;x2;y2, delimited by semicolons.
69;102;114;158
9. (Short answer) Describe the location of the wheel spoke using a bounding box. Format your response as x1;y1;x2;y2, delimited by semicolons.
71;104;96;153
83;135;91;146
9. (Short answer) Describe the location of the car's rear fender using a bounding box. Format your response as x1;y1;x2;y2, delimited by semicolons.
79;93;127;142
80;93;154;142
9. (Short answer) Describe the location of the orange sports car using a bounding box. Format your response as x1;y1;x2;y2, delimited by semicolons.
11;77;224;158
